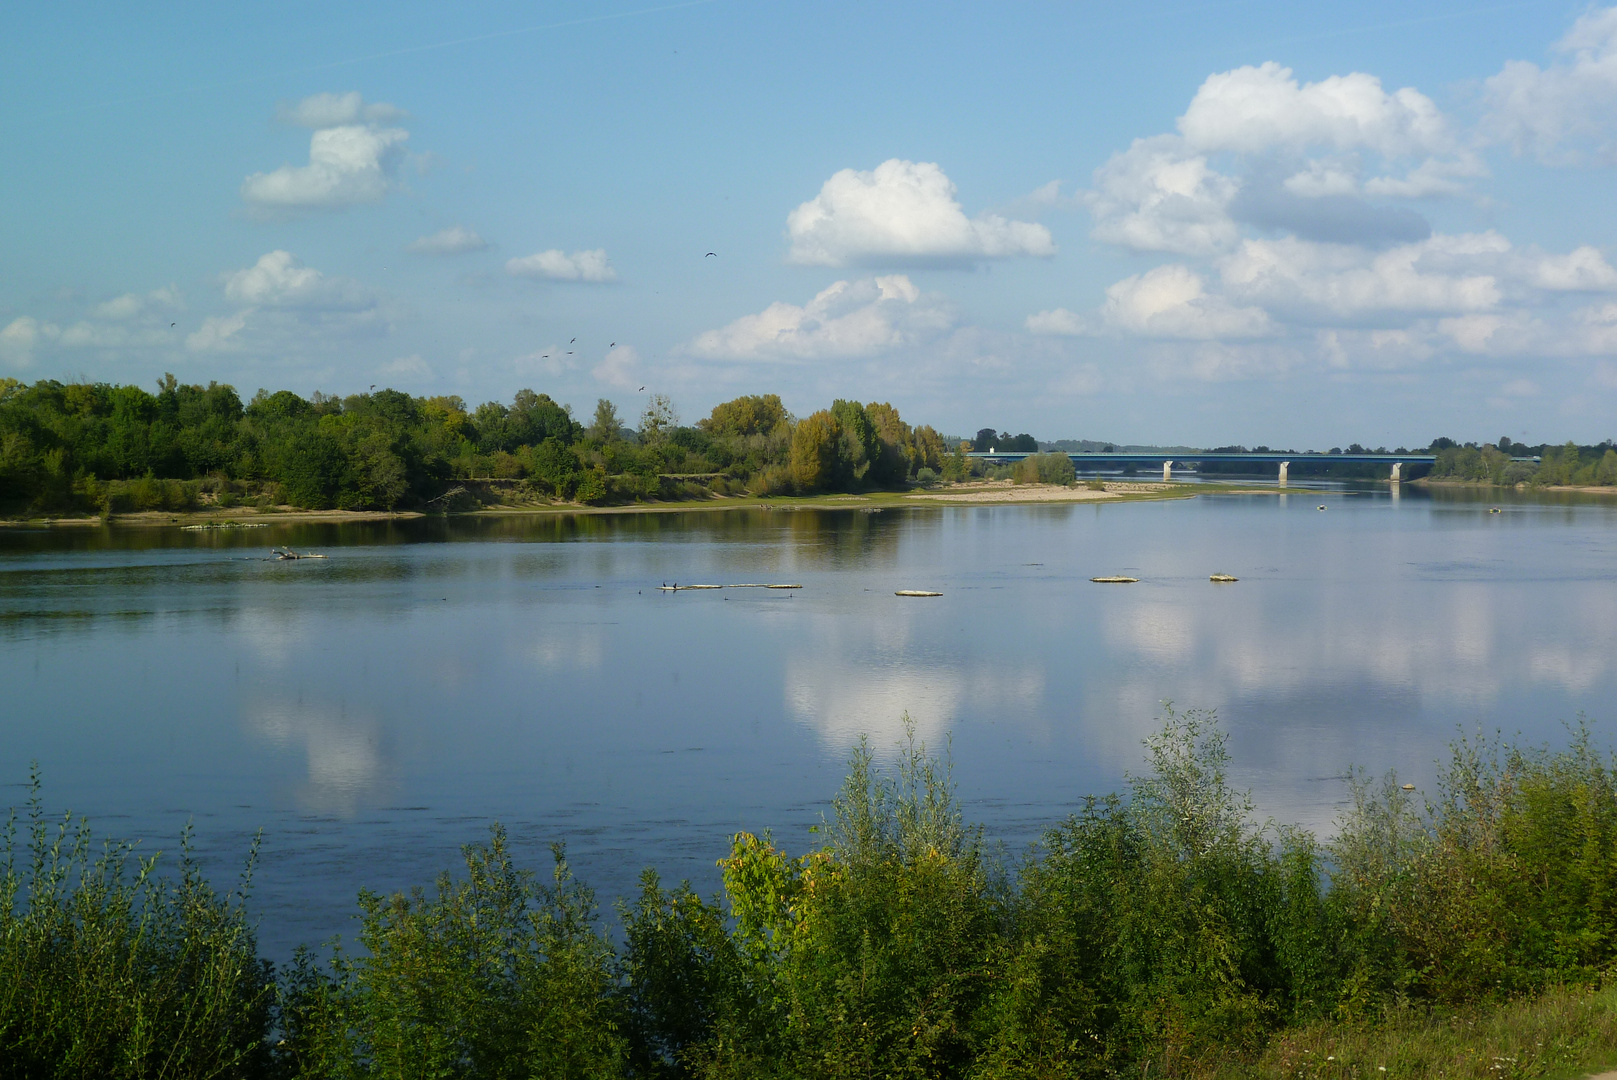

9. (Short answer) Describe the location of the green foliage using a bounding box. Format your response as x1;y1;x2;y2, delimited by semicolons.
0;378;945;514
0;770;274;1079
863;401;914;487
1012;452;1077;486
698;395;789;440
278;828;626;1080
912;425;946;474
639;395;679;445
1431;440;1617;487
788;410;842;492
18;714;1617;1077
829;399;875;488
590;399;625;444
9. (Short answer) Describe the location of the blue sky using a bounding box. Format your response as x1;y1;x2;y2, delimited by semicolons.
3;0;1616;447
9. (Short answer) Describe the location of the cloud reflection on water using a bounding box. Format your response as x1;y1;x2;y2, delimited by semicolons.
243;698;392;815
1083;568;1616;833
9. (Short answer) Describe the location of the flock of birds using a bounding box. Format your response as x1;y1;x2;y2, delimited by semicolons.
165;251;720;394
524;252;716;392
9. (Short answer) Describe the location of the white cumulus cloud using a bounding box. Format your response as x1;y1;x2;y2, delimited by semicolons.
1179;62;1453;157
0;317;59;366
787;159;1054;266
1102;265;1274;339
1484;7;1617;162
1532;245;1617;291
1085;61;1478;257
1219;235;1503;323
242;124;408;213
687;275;954;361
224;251;374;310
186;311;251;353
377;354;433;379
408;226;488;255
1029;266;1272;340
592;345;643;388
91;286;181;321
506;249;617;282
276;91;404;128
1085;136;1240;255
1025;308;1089;336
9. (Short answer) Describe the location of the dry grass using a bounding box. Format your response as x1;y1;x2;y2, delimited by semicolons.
1187;985;1617;1080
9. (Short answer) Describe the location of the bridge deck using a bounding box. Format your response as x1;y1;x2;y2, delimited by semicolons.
965;451;1439;464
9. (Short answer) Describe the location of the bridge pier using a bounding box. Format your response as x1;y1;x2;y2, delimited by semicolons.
1278;461;1289;486
1162;460;1173;481
1390;462;1402;482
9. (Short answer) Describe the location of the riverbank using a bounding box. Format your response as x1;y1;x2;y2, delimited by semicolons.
0;478;1239;527
0;506;425;528
8;716;1617;1079
1417;476;1617;496
1228;984;1617;1080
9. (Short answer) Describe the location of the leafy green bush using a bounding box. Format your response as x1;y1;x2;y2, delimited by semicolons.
13;714;1617;1077
1013;452;1077;485
0;771;274;1079
277;828;626;1080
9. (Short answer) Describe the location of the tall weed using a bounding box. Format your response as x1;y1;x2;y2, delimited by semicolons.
0;770;272;1080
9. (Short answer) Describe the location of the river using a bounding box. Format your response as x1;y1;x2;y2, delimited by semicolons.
3;484;1614;960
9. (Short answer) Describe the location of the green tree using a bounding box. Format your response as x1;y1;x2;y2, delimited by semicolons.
863;401;914;487
639;394;678;445
830;399;875;488
912;425;945;473
699;394;789;439
589;399;623;444
789;410;841;492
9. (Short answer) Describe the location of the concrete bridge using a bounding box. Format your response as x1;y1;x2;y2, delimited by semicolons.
965;450;1439;483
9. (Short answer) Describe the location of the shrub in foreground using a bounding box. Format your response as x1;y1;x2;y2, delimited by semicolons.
9;713;1617;1078
0;771;272;1080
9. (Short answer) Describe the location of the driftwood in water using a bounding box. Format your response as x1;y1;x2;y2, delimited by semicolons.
272;548;328;560
659;582;801;592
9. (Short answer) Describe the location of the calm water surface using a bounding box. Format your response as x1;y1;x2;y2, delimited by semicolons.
3;487;1615;959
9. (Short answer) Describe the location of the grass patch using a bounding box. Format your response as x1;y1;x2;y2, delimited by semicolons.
1215;984;1617;1080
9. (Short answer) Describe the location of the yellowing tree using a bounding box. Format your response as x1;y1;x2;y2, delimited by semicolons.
790;410;842;491
912;425;945;473
700;394;790;439
864;401;914;486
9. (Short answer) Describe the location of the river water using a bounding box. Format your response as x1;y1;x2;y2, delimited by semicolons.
3;485;1615;960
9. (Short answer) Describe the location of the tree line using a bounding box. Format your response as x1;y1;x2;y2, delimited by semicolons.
0;377;952;516
1428;437;1617;487
6;712;1617;1078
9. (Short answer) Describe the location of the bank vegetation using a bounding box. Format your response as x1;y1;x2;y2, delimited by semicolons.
7;712;1617;1079
0;377;955;518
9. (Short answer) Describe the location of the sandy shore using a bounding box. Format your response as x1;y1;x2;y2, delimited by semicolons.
905;481;1171;503
0;508;424;528
0;480;1231;527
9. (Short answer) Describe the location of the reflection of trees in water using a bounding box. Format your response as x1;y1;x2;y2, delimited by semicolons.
780;510;902;569
436;507;906;569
